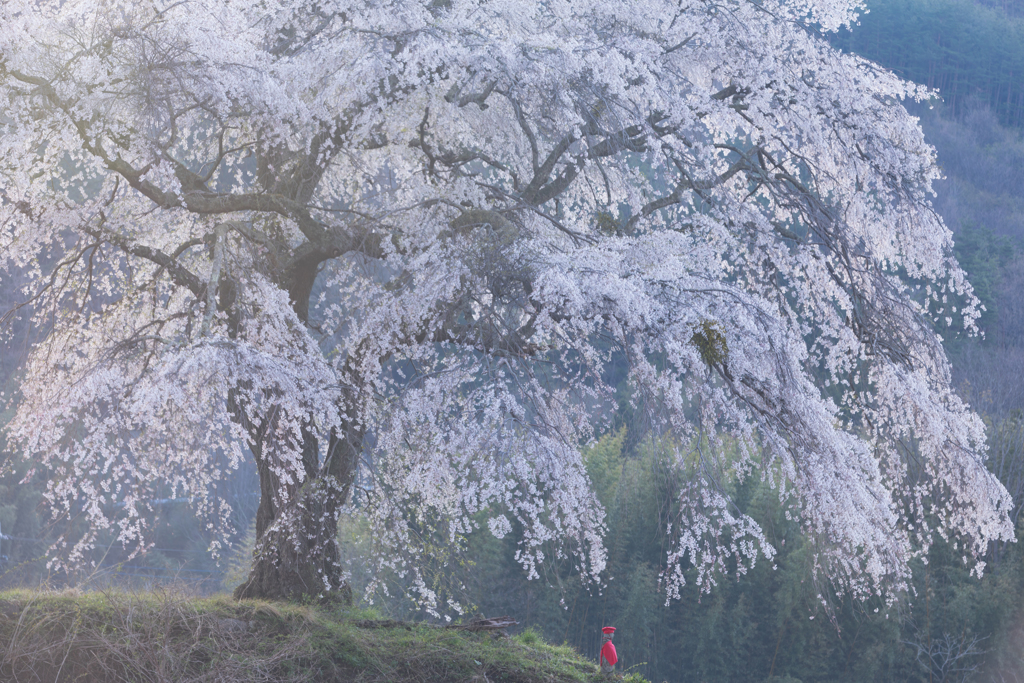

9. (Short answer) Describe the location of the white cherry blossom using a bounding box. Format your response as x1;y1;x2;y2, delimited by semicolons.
0;0;1012;607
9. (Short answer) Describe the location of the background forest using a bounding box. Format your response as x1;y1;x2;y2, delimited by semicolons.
3;1;1024;681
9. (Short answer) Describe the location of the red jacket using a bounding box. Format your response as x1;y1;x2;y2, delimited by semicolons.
600;640;618;667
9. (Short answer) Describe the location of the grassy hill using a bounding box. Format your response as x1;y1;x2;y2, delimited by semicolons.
0;589;646;683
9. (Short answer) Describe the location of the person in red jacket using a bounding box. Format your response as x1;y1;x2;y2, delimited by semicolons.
600;626;617;675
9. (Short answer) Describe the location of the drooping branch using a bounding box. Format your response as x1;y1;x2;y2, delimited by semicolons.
84;213;205;299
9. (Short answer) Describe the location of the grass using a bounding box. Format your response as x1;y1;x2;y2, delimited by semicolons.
0;588;646;683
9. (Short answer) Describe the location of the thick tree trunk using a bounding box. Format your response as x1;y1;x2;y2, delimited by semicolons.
232;476;349;601
230;253;361;602
233;424;361;602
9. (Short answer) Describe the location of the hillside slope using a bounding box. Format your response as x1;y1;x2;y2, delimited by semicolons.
0;590;643;683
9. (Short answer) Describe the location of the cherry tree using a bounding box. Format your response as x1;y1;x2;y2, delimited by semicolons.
0;0;1013;606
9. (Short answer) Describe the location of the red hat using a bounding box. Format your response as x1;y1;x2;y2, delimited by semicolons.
602;626;616;634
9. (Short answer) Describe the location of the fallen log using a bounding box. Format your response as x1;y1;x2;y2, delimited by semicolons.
447;616;519;632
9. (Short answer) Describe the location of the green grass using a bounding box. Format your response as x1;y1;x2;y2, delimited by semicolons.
0;588;643;683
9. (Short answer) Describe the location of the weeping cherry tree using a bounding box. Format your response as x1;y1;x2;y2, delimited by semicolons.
0;0;1013;607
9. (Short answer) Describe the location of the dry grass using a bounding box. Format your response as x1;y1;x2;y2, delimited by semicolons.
1;587;314;683
0;588;639;683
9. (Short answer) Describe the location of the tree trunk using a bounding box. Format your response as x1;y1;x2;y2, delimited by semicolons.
233;423;361;602
228;261;362;602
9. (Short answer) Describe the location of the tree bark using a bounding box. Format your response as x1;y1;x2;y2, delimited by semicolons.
226;249;362;602
233;425;361;601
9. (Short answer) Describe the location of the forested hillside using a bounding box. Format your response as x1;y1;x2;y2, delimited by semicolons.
340;431;1024;682
832;0;1024;128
